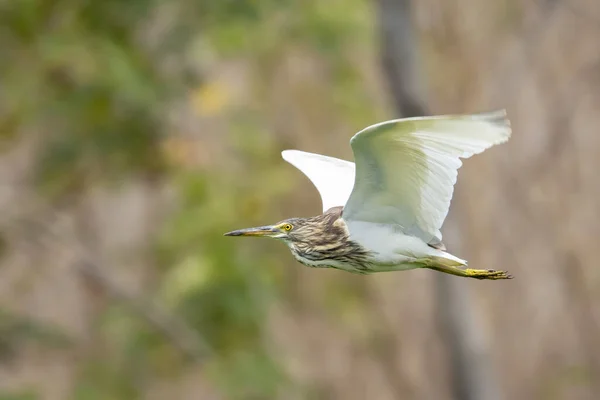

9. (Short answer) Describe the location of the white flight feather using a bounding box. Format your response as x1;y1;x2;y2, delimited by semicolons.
281;149;355;213
281;110;511;259
344;110;511;245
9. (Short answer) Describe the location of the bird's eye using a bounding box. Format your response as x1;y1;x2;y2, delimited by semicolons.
283;224;293;231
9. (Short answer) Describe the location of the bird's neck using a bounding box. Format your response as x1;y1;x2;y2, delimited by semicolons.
288;213;371;270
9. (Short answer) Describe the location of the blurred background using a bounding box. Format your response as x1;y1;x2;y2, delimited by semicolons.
1;0;599;399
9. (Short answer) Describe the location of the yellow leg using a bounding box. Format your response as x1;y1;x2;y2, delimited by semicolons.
423;257;513;280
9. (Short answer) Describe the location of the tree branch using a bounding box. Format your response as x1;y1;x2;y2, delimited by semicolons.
4;206;210;362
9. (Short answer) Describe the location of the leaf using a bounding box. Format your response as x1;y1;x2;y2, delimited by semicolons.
190;82;229;116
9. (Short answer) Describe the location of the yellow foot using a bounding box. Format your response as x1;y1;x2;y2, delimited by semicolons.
465;268;513;280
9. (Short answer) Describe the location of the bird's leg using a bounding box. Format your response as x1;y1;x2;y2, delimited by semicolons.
423;257;513;280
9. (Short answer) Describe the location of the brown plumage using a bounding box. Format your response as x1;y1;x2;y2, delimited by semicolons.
281;206;373;273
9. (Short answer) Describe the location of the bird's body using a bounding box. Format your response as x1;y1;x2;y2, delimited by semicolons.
225;111;513;280
279;206;466;275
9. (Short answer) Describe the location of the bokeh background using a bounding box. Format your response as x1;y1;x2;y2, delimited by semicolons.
1;1;600;399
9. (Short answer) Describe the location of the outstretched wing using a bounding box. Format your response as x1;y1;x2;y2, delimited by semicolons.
343;110;511;244
281;150;355;213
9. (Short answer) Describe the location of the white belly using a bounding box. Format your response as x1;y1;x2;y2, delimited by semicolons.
345;220;459;268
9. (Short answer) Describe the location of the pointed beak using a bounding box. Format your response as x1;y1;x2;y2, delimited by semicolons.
224;225;279;238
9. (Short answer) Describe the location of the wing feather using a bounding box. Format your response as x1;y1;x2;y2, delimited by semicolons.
343;110;511;244
281;150;356;213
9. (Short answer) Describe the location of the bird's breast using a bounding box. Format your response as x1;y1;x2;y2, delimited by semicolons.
288;241;373;273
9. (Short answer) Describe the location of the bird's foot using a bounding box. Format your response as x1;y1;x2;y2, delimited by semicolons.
423;257;514;280
465;268;513;280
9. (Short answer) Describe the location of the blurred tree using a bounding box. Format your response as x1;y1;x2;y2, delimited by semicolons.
0;308;71;363
1;0;376;399
5;0;598;399
375;1;502;400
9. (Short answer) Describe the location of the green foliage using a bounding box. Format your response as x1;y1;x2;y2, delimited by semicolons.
0;391;38;400
1;0;172;199
211;350;286;400
73;360;140;400
156;168;286;396
0;308;72;363
1;0;378;398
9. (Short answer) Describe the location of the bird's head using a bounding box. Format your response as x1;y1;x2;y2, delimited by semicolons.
225;207;347;247
223;217;312;244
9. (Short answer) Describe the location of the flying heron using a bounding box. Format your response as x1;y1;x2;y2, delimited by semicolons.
225;110;512;280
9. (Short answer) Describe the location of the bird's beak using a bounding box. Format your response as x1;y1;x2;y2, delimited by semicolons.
224;225;279;238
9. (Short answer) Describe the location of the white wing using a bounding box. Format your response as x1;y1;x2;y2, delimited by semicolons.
343;110;511;244
281;150;355;213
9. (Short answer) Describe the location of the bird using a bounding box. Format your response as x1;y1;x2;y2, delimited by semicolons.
225;110;513;280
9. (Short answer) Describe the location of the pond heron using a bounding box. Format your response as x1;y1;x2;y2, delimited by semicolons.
225;111;512;280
